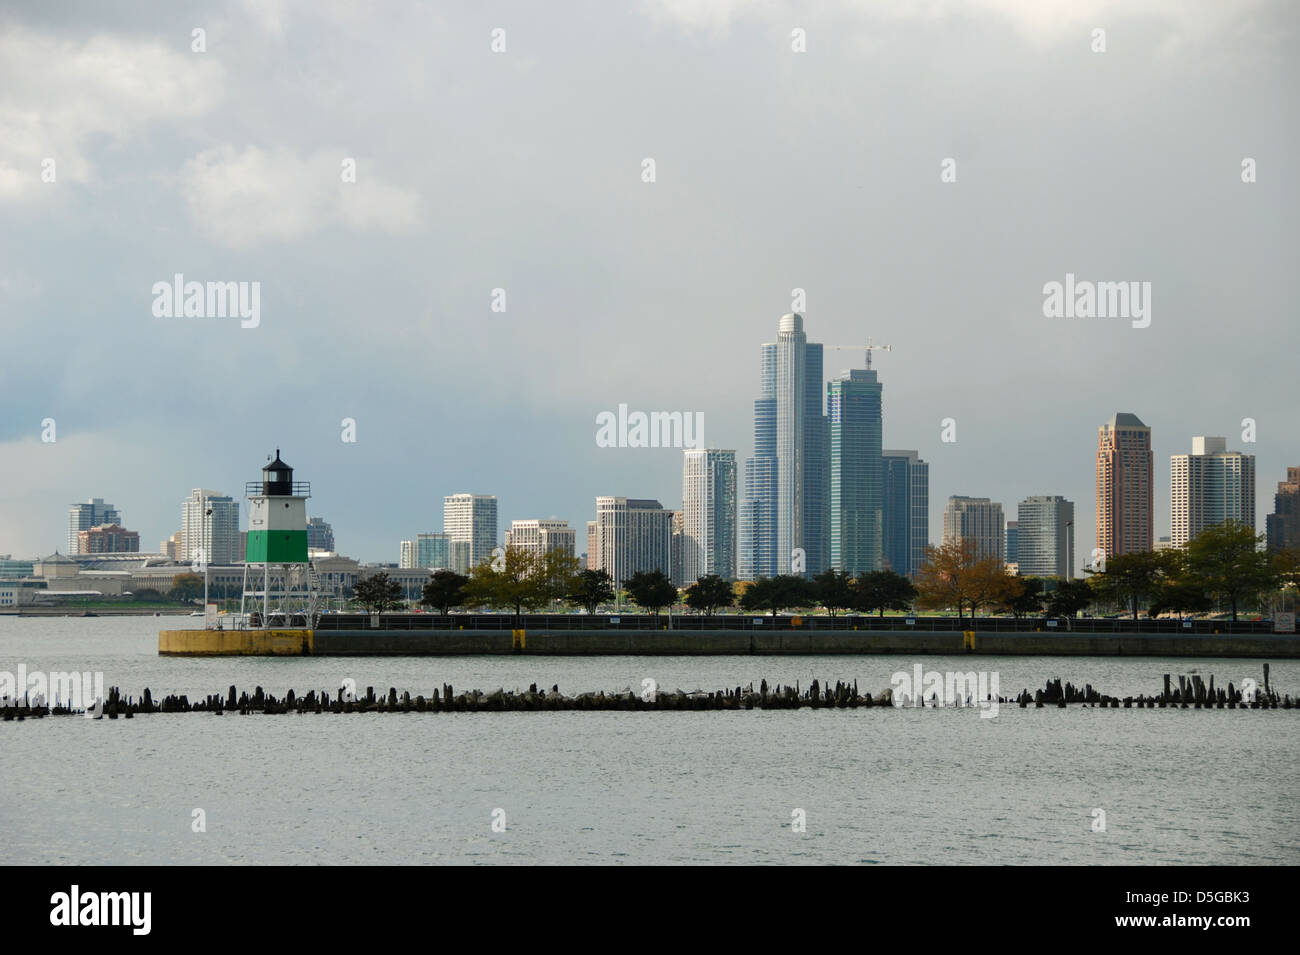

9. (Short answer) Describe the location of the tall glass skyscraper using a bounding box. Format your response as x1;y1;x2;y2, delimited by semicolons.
740;345;777;580
740;314;827;579
882;450;929;578
828;368;882;574
681;449;737;585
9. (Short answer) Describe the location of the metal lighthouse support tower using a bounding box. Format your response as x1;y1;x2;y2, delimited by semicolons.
240;450;316;625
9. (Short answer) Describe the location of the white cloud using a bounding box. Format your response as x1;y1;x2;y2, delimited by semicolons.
0;25;223;201
179;145;421;249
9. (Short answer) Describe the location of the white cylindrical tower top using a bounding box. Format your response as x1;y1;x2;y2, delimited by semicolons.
779;313;803;333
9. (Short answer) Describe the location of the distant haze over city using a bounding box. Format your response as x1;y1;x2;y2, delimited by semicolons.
1;0;1296;569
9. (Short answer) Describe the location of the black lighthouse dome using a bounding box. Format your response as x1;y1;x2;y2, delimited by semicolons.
262;449;293;496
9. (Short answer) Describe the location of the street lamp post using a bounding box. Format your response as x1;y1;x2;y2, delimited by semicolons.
203;503;213;627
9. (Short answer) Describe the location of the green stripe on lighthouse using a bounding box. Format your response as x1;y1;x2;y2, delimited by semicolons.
246;530;309;563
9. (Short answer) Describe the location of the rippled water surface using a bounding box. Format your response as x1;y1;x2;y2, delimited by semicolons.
3;617;1297;864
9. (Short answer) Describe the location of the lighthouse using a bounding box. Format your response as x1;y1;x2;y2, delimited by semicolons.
240;450;315;625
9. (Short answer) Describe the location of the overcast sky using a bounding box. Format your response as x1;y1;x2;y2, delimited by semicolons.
1;0;1296;568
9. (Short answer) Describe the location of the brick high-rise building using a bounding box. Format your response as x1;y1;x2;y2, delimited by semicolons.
1267;467;1300;553
1096;413;1153;560
77;524;140;554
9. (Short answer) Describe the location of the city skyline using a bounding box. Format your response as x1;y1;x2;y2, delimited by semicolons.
16;386;1298;573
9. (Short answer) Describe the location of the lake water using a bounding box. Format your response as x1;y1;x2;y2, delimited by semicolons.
2;616;1297;865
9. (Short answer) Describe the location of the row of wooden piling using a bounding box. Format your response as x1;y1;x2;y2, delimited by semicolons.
2;671;1296;720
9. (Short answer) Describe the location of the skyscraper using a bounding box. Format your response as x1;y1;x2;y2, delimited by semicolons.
306;516;335;553
1016;496;1074;578
942;496;1005;562
67;498;121;554
399;540;416;569
506;520;576;559
828;368;882;574
1004;522;1019;566
1266;467;1300;553
415;532;452;569
881;450;929;577
1096;413;1153;560
680;448;738;585
1170;437;1255;547
443;493;498;569
180;489;240;565
740;344;777;580
741;314;827;579
592;497;673;585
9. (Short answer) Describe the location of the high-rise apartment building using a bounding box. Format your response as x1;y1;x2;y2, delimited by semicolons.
592;497;673;586
443;494;498;569
399;540;416;569
942;496;1005;562
740;314;827;579
506;519;576;560
1016;496;1074;578
77;524;140;554
1266;467;1300;553
180;489;240;565
680;449;737;585
306;517;335;553
67;498;121;554
828;368;882;574
1096;413;1153;560
413;532;453;569
881;450;929;578
1170;436;1255;547
586;521;597;570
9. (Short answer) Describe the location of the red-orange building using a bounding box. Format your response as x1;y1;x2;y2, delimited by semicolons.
1096;413;1153;561
77;523;140;554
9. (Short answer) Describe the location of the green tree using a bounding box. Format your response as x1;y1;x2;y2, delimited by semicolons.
352;571;404;614
1147;579;1213;618
812;569;855;616
535;549;582;607
853;570;918;617
996;577;1045;618
1086;551;1172;620
739;575;814;617
463;545;548;618
625;570;678;616
1183;521;1277;622
168;573;204;603
420;570;468;614
1273;547;1300;590
1044;578;1093;619
683;574;735;615
568;569;614;614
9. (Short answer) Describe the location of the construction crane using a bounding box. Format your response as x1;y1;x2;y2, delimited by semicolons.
826;338;893;370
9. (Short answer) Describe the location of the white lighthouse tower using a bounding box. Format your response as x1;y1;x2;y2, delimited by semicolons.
240;450;317;626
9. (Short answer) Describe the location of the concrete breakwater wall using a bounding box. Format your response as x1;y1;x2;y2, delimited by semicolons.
158;628;1300;658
